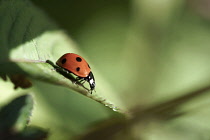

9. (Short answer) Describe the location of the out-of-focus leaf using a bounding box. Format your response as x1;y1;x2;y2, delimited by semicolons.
0;0;126;114
0;95;33;131
0;126;48;140
19;126;48;140
9;74;32;89
0;74;7;81
30;79;121;140
77;117;128;140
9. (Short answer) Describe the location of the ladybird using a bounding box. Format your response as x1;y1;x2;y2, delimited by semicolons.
56;53;95;93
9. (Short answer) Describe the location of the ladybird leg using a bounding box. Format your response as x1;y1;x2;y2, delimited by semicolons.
77;77;86;84
77;79;86;85
88;89;94;94
80;80;86;84
75;77;86;85
72;77;79;84
75;77;81;80
87;89;94;94
46;60;70;75
73;77;82;84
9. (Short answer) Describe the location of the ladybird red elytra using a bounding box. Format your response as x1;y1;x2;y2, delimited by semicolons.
56;53;95;93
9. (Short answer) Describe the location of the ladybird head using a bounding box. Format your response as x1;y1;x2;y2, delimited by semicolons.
87;72;95;91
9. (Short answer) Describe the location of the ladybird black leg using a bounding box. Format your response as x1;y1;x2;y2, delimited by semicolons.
89;89;93;94
72;77;79;84
80;79;86;84
74;77;85;85
79;79;86;85
75;77;81;80
75;77;81;83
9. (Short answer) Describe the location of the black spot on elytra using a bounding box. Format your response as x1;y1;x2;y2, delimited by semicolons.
62;58;66;64
76;67;80;71
88;64;90;68
76;57;82;62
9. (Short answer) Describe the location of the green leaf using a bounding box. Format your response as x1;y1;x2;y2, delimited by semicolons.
29;79;121;140
19;126;48;140
2;0;210;139
0;94;33;131
0;0;126;114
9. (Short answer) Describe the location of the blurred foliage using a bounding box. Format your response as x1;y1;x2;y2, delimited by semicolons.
0;95;47;140
1;0;210;139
